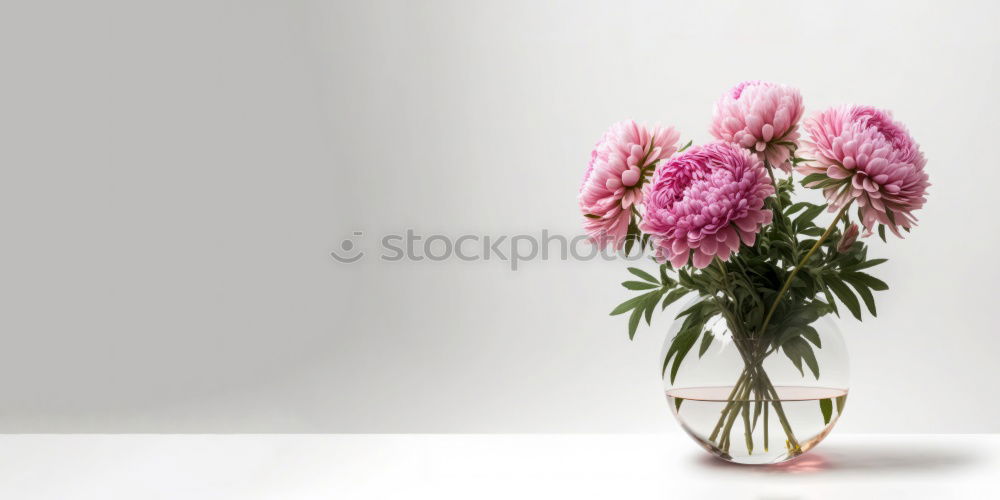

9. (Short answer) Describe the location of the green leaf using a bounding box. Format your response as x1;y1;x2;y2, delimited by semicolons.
842;271;888;291
800;325;822;348
678;269;695;289
885;208;898;227
678;139;693;152
826;276;863;321
628;267;659;284
820;398;833;425
609;291;659;316
793;204;825;228
784;202;811;215
878;224;887;242
662;308;709;383
801;344;821;379
816;282;839;317
674;397;684;412
668;330;699;383
583;213;601;219
624;218;638;255
782;337;820;379
628;307;642;340
799;173;828;186
622;280;658;291
659;265;675;286
771;319;823;354
845;258;888;272
675;299;699;318
643;291;660;325
661;288;690;311
782;338;804;376
849;280;877;317
698;330;713;357
835;395;847;414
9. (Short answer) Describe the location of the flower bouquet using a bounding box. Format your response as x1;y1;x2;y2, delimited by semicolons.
579;81;929;464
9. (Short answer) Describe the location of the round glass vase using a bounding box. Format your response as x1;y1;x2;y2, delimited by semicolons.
662;313;848;465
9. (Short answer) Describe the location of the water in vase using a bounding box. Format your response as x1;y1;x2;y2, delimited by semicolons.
666;386;847;465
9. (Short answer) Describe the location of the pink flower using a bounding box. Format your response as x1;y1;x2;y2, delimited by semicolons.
641;142;774;268
798;106;929;237
579;120;680;249
710;81;805;173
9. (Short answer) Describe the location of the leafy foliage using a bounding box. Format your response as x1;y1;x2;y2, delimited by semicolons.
819;398;833;425
611;174;889;379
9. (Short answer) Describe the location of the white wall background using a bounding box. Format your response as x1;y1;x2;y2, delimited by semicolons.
1;0;998;432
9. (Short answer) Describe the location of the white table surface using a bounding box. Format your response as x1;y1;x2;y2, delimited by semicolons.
0;434;993;499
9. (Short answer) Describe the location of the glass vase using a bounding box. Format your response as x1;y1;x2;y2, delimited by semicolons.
662;311;849;465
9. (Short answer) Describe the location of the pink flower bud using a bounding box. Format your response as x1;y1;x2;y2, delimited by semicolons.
837;223;860;253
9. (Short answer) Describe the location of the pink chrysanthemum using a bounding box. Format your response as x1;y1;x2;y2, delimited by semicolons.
579;120;680;249
641;142;774;269
797;106;929;237
710;81;805;173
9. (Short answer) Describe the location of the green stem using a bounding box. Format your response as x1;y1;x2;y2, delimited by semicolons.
757;202;851;337
764;161;782;211
712;259;755;360
741;393;753;455
709;356;802;455
763;400;769;452
720;381;752;453
759;369;800;451
709;372;749;442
